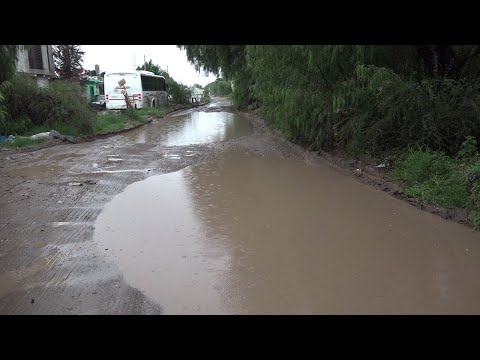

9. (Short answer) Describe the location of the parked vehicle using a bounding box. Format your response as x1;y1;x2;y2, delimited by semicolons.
104;71;168;110
91;94;106;109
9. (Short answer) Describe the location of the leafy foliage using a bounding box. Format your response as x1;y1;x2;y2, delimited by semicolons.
53;45;85;79
180;45;480;157
395;141;480;224
0;45;19;125
2;76;94;136
137;60;190;104
205;79;232;96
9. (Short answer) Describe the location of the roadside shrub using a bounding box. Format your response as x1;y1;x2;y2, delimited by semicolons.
395;141;480;221
167;79;190;105
3;76;94;136
457;136;479;160
206;79;232;96
125;107;141;122
465;161;480;225
330;66;480;156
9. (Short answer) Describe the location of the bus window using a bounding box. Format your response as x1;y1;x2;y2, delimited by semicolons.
140;74;166;92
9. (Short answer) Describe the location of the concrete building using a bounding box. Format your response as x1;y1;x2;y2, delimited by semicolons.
83;77;102;102
191;86;204;103
15;45;56;87
81;65;104;102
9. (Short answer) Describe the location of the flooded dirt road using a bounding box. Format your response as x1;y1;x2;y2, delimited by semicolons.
1;97;480;314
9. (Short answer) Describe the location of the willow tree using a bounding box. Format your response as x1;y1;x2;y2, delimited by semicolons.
136;59;160;74
178;45;254;107
179;44;480;155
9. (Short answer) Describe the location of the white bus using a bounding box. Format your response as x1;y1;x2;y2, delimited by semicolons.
104;70;168;110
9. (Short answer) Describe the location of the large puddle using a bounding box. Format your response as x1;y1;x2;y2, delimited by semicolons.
94;149;480;314
122;111;253;146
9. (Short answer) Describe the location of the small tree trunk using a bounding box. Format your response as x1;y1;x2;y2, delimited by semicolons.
122;88;132;109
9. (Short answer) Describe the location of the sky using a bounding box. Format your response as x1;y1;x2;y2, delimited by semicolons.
81;45;218;87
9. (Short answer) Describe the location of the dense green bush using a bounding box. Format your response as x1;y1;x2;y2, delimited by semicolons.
180;45;480;157
205;79;232;96
2;76;94;136
395;138;480;224
166;79;190;105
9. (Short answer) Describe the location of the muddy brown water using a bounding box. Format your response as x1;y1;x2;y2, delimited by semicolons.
94;148;480;314
3;97;480;314
122;111;253;146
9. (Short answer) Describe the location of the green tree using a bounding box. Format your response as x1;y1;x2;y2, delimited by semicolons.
178;45;253;107
53;45;85;79
0;45;20;124
136;59;160;74
180;45;480;155
137;60;190;105
205;78;232;96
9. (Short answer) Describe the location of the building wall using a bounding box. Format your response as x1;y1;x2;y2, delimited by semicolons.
37;77;49;88
16;45;55;78
85;81;100;102
16;46;30;73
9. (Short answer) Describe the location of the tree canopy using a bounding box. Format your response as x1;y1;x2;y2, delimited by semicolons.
53;45;85;79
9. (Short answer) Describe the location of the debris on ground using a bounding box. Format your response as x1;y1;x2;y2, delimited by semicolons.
376;163;386;168
30;132;50;140
68;180;97;186
108;158;124;162
49;130;78;144
0;135;16;144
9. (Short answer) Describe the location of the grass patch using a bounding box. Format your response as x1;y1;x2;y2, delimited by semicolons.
137;105;169;117
394;139;480;225
21;122;86;137
1;136;48;148
92;106;171;135
93;111;144;134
